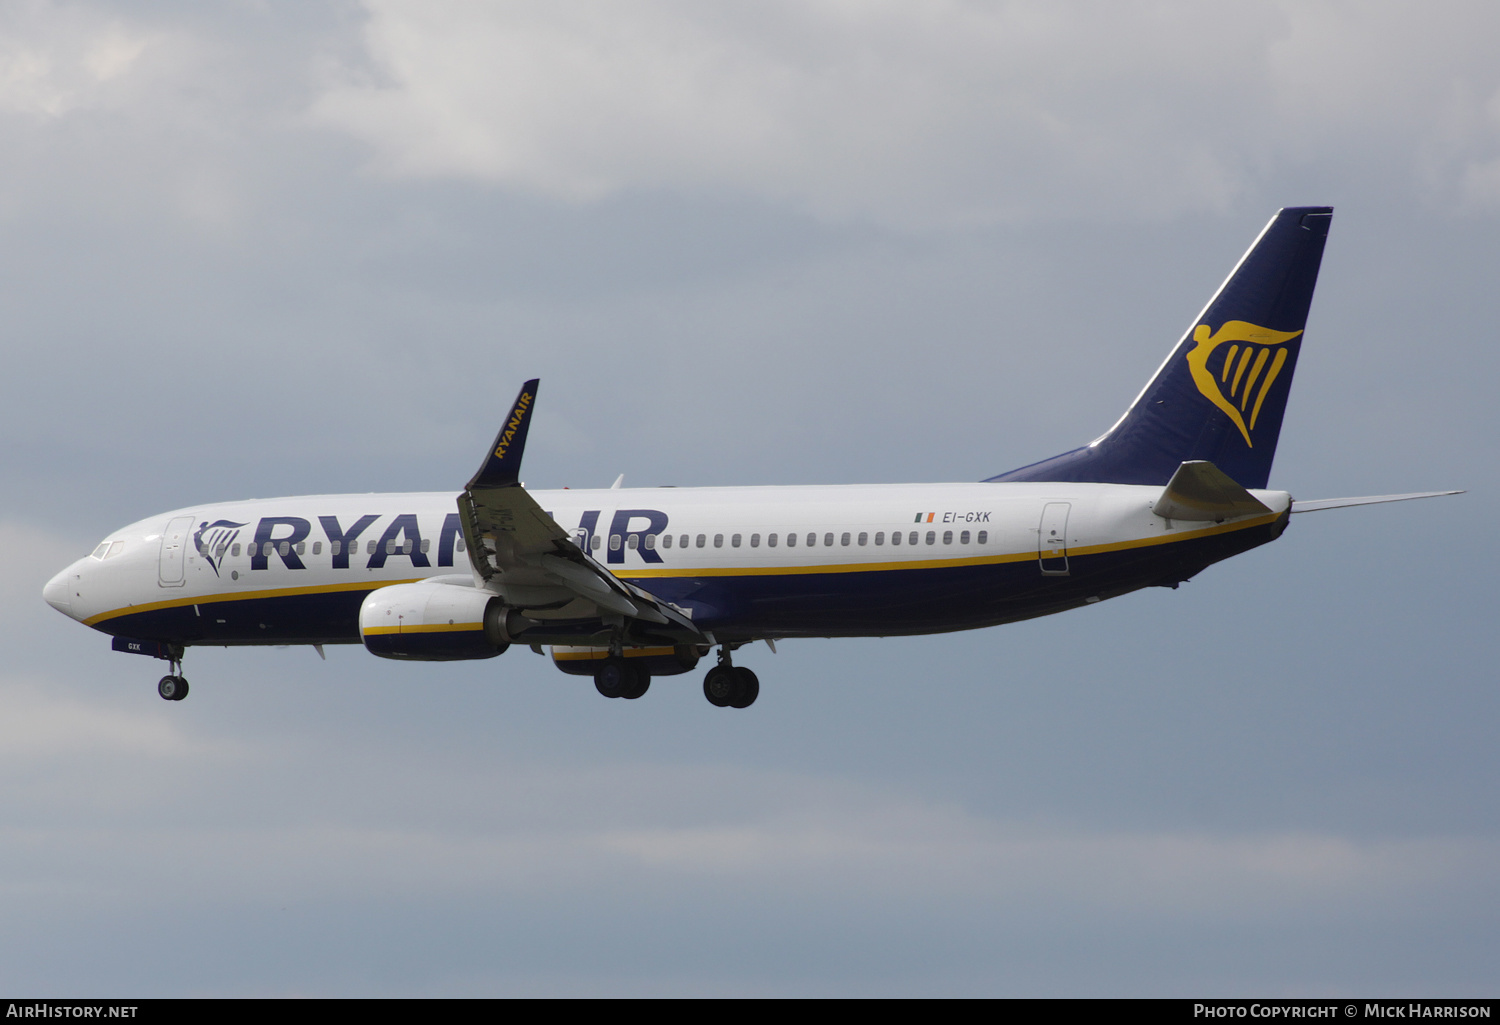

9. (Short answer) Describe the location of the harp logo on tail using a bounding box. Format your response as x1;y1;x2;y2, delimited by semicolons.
1185;320;1304;447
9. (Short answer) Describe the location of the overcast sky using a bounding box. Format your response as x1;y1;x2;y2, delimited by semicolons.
2;0;1496;996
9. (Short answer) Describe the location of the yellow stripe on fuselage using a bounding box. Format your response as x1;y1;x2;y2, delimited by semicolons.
83;578;424;628
619;513;1278;579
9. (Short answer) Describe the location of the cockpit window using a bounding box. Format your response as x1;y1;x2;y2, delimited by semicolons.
103;541;124;559
91;543;109;560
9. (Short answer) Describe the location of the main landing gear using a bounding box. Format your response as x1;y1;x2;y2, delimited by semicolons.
703;649;758;709
589;645;760;708
593;658;650;700
157;651;189;701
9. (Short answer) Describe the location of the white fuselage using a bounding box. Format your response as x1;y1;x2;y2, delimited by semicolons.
45;481;1291;646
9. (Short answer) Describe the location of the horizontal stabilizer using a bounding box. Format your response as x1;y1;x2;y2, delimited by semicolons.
1153;460;1272;521
1290;490;1463;514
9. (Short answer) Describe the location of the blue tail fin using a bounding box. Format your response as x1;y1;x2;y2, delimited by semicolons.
987;207;1332;489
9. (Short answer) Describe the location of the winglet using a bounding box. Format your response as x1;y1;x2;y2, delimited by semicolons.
1153;460;1273;521
467;379;539;490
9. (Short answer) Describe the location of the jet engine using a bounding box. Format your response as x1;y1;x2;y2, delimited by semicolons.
359;579;514;661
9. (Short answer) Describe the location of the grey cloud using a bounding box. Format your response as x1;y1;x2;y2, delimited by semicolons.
309;0;1500;226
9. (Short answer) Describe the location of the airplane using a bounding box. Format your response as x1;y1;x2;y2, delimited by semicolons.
42;206;1460;708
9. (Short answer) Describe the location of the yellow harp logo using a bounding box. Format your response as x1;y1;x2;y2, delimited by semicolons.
1186;321;1303;447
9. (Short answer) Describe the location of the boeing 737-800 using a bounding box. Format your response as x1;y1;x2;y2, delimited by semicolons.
42;207;1458;707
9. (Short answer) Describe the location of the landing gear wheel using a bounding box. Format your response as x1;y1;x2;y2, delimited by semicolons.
621;668;650;700
728;667;759;708
158;675;188;701
594;659;632;699
703;665;734;707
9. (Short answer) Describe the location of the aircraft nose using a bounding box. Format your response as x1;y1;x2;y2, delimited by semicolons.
43;565;75;616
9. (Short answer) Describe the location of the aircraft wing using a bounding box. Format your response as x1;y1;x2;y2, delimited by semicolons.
457;380;702;636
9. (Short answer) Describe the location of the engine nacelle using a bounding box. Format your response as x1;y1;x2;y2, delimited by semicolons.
360;580;511;661
550;645;703;678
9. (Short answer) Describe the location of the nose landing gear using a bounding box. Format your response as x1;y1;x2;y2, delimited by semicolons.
157;648;189;701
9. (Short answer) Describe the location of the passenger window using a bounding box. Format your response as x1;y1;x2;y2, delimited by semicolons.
627;534;639;549
313;541;323;555
768;533;778;547
943;531;952;545
825;533;835;547
694;534;704;548
890;531;900;546
403;539;414;554
714;534;724;548
786;533;796;547
977;530;988;545
280;541;291;557
806;533;817;547
457;537;467;552
610;535;622;551
293;541;303;555
331;540;342;555
384;539;396;555
661;534;672;549
858;532;867;546
960;531;970;544
420;539;430;553
231;543;241;557
840;532;850;546
644;534;656;550
925;531;935;545
731;534;742;548
368;539;378;554
874;531;884;545
216;544;228;559
588;535;598;551
750;533;761;548
909;531;919;545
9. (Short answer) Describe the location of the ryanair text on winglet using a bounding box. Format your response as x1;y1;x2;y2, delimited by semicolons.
494;390;533;461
